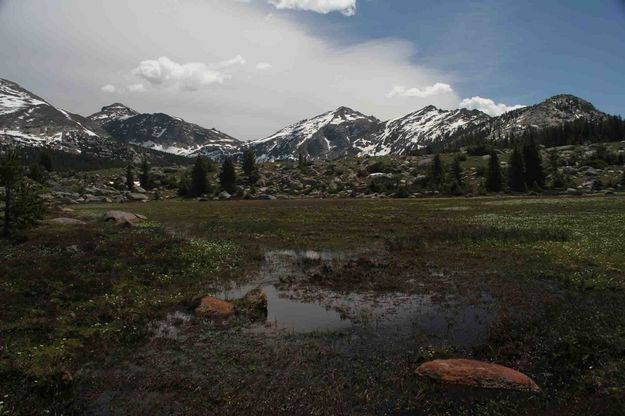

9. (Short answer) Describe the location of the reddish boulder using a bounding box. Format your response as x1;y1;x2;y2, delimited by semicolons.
195;296;235;319
416;359;540;393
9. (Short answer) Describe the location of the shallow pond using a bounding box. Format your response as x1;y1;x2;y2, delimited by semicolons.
216;249;496;347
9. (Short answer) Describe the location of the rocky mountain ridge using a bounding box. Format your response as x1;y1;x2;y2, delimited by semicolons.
0;78;615;163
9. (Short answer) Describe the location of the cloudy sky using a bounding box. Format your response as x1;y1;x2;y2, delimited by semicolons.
0;0;624;140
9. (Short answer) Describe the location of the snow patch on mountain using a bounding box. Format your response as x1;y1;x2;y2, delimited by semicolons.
0;80;48;116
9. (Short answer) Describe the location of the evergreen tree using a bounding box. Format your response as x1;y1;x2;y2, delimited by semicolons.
0;152;45;237
28;163;46;184
219;157;237;193
547;150;560;174
508;147;526;192
522;138;545;188
139;159;152;190
125;164;134;190
242;148;258;184
39;153;53;172
485;151;503;193
298;153;308;171
189;156;210;197
431;154;444;187
451;155;463;184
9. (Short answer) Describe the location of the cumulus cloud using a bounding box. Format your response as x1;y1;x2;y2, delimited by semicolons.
459;96;526;116
387;83;454;98
256;62;273;70
132;56;245;91
1;0;460;139
101;84;119;93
127;83;147;93
269;0;356;16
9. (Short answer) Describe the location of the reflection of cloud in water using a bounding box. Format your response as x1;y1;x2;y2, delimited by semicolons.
217;250;497;347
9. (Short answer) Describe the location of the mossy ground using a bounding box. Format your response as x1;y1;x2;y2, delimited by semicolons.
2;196;625;414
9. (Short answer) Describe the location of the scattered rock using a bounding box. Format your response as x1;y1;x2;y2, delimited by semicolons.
416;359;540;393
195;296;235;319
218;191;232;200
236;289;268;319
101;210;146;225
128;193;149;201
48;217;87;226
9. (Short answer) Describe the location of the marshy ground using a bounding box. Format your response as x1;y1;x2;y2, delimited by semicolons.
2;196;625;415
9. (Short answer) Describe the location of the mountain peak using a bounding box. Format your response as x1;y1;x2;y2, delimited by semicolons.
101;102;135;112
541;94;597;112
88;102;139;125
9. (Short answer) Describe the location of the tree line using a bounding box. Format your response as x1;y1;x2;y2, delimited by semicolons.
177;148;260;198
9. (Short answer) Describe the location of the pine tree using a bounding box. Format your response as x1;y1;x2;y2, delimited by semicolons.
219;157;237;193
451;155;463;184
189;156;210;197
139;159;152;190
39;153;53;172
508;147;526;192
242;148;258;184
485;151;503;193
1;152;45;237
298;153;308;171
431;154;444;187
125;164;134;191
522;138;545;188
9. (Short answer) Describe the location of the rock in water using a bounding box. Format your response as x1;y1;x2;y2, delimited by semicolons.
239;289;268;317
416;359;540;393
195;296;235;319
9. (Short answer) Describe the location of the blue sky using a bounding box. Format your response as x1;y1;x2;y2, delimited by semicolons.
0;0;623;139
288;0;625;116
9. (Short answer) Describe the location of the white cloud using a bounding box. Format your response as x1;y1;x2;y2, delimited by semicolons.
127;83;147;93
132;56;244;91
212;55;246;69
2;0;460;140
101;84;119;93
256;62;273;70
459;96;526;116
269;0;356;16
387;83;454;98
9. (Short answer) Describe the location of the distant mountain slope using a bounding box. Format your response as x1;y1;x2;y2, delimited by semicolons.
101;111;242;159
88;103;139;127
363;106;491;155
0;78;102;150
0;79;188;164
485;94;608;139
249;94;612;161
249;107;379;162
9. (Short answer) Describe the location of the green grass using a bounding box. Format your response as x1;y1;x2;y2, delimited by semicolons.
3;195;625;414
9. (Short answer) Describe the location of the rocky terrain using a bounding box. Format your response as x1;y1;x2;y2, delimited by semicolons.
35;142;625;208
481;94;608;140
0;79;192;165
97;109;241;159
2;78;618;165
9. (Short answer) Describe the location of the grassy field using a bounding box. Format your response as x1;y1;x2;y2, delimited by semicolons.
2;196;625;414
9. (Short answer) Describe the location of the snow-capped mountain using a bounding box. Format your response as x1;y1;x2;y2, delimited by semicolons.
485;94;607;139
102;112;242;159
249;106;489;160
0;78;103;151
0;79;187;163
249;107;380;161
87;103;139;127
361;106;491;156
249;94;610;161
